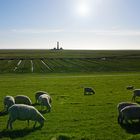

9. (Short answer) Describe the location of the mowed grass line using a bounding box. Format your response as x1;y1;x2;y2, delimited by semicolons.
0;73;140;140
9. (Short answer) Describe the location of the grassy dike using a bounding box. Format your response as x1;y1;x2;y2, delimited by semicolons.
0;72;140;140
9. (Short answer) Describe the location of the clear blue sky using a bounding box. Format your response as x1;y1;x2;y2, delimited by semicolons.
0;0;140;50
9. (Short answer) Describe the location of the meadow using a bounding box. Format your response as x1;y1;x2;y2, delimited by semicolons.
0;50;140;140
0;50;140;73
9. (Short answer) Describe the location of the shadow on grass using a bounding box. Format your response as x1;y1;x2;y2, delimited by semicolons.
136;101;140;104
120;122;140;134
0;126;41;139
39;110;50;114
32;103;40;106
0;110;8;116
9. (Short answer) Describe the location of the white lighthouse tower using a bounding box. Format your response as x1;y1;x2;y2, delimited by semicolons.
57;42;59;50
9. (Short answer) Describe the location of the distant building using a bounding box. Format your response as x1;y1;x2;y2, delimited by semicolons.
52;42;63;50
57;42;59;50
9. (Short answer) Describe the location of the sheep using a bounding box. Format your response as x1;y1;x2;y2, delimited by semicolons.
7;104;46;129
84;87;95;95
35;91;49;103
119;106;140;124
132;89;140;101
126;86;134;90
117;102;138;123
14;95;32;105
3;96;15;111
38;94;52;112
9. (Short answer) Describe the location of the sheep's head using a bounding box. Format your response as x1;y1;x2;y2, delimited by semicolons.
38;114;46;127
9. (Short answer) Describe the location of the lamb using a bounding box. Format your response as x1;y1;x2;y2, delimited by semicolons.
3;96;15;111
7;104;46;129
35;91;49;103
14;95;32;105
84;87;95;95
119;106;140;124
132;89;140;101
38;94;52;112
117;102;138;123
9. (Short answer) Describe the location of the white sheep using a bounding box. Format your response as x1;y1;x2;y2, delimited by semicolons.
3;96;15;111
7;104;46;129
84;87;95;95
117;102;138;123
14;95;32;105
38;94;52;112
35;91;48;103
132;89;140;101
119;105;140;124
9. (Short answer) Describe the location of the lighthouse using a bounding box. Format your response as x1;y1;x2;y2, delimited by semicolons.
57;42;59;50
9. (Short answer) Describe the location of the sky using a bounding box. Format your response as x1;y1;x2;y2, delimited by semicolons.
0;0;140;50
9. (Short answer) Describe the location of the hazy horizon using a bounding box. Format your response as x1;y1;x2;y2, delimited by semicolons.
0;0;140;50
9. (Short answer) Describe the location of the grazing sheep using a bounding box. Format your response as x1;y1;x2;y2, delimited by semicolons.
117;102;138;123
38;94;52;112
84;87;95;95
3;96;15;111
119;106;140;124
14;95;32;105
7;104;46;129
126;86;134;90
132;89;140;101
35;91;49;103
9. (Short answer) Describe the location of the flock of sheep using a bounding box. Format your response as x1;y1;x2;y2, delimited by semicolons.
3;91;52;129
85;86;140;125
3;86;140;130
117;87;140;125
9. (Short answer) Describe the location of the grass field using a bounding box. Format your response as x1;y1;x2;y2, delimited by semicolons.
0;50;140;140
0;73;140;140
0;50;140;73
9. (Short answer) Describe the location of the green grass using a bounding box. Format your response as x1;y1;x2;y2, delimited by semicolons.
0;49;140;59
0;50;140;73
0;72;140;140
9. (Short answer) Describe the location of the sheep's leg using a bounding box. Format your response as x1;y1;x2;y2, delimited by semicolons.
118;115;121;124
119;114;124;124
9;122;13;130
9;119;16;130
27;120;30;126
6;118;10;129
48;104;51;112
33;121;37;128
132;95;135;101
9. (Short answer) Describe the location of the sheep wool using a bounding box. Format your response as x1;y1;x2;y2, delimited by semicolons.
120;106;140;124
38;94;52;112
15;95;32;105
3;96;15;111
117;102;138;124
7;104;46;129
117;102;138;113
132;89;140;101
35;91;48;103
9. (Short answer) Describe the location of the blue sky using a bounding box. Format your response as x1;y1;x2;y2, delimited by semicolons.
0;0;140;50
